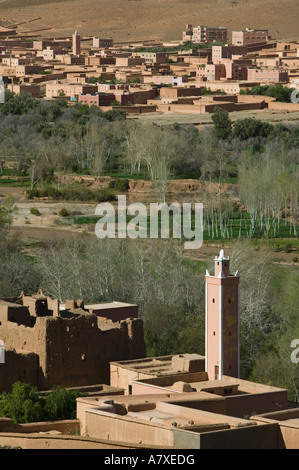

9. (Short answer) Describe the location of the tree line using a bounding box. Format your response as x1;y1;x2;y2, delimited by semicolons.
0;93;298;240
0;92;298;400
0;223;297;400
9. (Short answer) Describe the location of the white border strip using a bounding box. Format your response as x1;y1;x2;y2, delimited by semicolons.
219;284;223;380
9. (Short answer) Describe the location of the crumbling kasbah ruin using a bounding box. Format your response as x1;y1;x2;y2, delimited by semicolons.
0;291;145;392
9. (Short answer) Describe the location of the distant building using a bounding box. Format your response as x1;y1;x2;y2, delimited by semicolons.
232;28;269;46
247;67;289;83
132;51;169;64
33;40;52;51
45;82;97;100
183;25;228;44
182;24;194;42
196;64;226;81
93;37;114;48
43;46;55;61
212;45;248;63
7;83;40;98
79;87;157;107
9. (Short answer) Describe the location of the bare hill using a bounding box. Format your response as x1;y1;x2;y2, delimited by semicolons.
0;0;298;42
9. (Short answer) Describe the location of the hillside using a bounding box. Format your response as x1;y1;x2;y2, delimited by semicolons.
0;0;298;42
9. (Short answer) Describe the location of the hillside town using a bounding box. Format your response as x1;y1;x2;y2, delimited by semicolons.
0;23;298;116
0;19;298;452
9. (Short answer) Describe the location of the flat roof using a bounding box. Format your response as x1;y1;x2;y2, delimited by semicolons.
110;354;206;379
60;301;138;311
85;301;138;310
253;408;299;428
83;396;254;430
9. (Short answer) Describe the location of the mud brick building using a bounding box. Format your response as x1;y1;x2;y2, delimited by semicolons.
0;292;145;392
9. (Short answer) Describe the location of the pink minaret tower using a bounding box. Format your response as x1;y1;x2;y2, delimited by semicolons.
205;249;240;380
72;30;81;56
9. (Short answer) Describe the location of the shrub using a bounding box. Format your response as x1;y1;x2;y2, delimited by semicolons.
43;386;83;421
27;186;117;202
104;108;126;121
0;382;44;424
97;190;116;202
30;207;41;216
108;178;130;192
211;106;232;140
0;382;85;424
232;118;274;140
59;207;70;217
283;243;293;253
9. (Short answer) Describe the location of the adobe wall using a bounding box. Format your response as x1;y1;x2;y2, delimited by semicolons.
112;367;208;395
237;94;275;103
89;305;138;322
0;431;136;449
41;315;145;389
84;409;175;447
0;301;33;327
268;101;299;111
157;103;206;114
0;350;39;392
252;409;299;449
194;423;279;449
222;375;288;418
225;391;288;418
0;418;79;435
116;105;157;114
233;101;267;111
168;396;226;416
0;306;145;391
0;319;44;355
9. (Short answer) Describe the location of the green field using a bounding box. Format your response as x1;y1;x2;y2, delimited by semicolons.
70;212;298;243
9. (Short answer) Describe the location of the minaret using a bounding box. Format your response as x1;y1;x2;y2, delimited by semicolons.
72;30;81;56
205;249;240;380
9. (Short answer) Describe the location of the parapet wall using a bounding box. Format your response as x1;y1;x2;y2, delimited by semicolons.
42;314;145;389
0;350;39;392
